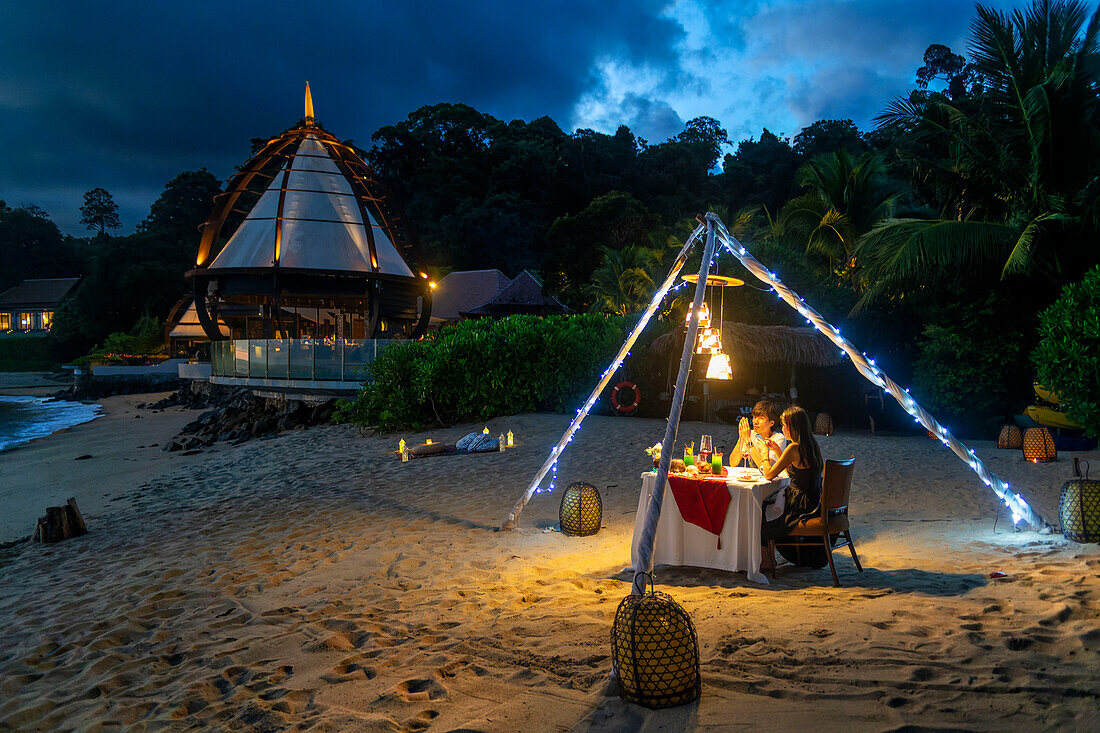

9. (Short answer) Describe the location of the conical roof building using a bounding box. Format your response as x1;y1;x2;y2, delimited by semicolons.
188;84;430;341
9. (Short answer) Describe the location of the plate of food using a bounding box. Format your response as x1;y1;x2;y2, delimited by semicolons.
732;468;762;482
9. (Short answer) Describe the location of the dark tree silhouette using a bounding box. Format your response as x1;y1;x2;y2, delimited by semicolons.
79;187;121;234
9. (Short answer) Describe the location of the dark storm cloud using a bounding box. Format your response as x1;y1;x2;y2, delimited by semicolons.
0;1;681;233
742;0;1021;130
615;94;685;144
0;0;1027;235
784;66;901;126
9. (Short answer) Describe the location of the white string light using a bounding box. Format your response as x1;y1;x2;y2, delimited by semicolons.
708;214;1046;530
501;224;707;530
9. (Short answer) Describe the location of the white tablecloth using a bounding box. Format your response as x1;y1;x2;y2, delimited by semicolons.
630;471;789;584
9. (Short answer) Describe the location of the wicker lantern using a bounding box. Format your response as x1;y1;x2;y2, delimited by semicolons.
1060;465;1100;543
814;413;833;436
1022;427;1056;463
612;591;700;708
998;424;1023;449
559;482;602;536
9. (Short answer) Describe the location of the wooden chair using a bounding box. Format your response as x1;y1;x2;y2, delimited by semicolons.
769;457;863;587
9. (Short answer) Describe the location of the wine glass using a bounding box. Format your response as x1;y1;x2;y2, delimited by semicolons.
699;434;713;463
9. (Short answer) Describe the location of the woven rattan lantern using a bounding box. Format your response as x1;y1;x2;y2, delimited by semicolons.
1022;427;1056;463
998;424;1023;449
560;482;602;536
814;413;833;436
1060;464;1100;543
612;591;700;708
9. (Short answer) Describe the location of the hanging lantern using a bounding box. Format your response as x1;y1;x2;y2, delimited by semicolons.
695;327;722;355
559;482;602;536
705;352;732;380
1022;427;1056;463
1060;463;1100;543
685;302;711;327
998;424;1023;449
611;590;701;708
814;413;833;436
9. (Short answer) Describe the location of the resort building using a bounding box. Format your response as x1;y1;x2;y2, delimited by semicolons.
429;269;569;328
164;298;230;358
185;85;430;390
0;277;80;333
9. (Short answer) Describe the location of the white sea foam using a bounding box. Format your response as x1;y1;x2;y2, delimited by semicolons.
0;396;102;452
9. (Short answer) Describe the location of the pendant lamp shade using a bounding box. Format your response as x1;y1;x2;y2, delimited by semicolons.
705;352;732;380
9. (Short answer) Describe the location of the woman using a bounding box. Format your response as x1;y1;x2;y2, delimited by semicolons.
759;406;824;544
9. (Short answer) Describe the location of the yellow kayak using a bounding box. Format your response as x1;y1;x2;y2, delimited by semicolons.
1033;382;1063;405
1025;404;1082;430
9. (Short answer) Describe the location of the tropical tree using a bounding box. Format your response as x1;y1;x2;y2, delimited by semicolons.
584;244;663;315
0;202;80;291
780;150;899;282
80;187;121;235
792;119;867;160
858;0;1100;309
543;191;661;308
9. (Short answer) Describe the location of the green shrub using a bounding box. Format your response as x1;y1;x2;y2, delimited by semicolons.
912;294;1026;437
1033;266;1100;438
77;315;164;365
0;334;54;371
335;314;633;432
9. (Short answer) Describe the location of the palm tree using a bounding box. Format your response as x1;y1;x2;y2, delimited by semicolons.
857;0;1100;311
781;150;899;282
584;244;663;315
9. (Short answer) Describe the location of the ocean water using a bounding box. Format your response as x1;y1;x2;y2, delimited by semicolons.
0;396;102;453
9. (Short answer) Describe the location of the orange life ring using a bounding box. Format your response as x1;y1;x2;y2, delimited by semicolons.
611;381;640;414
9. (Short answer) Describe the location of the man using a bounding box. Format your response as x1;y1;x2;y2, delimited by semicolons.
735;400;786;468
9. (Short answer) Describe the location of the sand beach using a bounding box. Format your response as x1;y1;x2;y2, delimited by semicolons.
1;394;1098;731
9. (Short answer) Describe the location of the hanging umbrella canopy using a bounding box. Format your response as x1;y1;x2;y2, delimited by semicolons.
651;322;843;367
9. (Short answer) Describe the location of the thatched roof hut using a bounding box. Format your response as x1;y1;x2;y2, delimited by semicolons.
650;323;842;367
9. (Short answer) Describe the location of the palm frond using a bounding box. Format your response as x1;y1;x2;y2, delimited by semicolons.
852;218;1018;312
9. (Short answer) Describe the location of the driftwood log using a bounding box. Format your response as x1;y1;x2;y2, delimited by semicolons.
32;498;88;544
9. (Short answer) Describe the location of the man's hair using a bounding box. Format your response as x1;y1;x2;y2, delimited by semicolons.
752;400;781;427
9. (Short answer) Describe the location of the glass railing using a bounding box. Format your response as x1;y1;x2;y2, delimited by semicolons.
210;339;394;382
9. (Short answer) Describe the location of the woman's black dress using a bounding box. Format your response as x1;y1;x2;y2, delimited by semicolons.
761;462;822;542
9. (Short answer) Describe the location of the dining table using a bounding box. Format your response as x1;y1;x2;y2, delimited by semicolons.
630;467;789;584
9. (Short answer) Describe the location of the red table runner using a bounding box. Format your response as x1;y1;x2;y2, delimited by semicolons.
666;474;731;548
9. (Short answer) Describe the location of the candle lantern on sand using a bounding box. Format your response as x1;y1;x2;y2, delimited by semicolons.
814;413;833;436
559;482;602;536
1060;463;1100;543
612;588;701;708
998;424;1023;449
1022;427;1056;463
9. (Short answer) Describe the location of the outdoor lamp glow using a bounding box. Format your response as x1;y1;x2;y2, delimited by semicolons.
704;352;730;378
696;328;722;355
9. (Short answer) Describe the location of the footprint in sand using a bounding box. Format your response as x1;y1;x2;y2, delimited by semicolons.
1038;603;1072;627
396;678;448;702
909;666;938;682
321;658;377;684
401;709;440;731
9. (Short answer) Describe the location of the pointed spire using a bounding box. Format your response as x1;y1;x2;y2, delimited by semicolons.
304;82;315;126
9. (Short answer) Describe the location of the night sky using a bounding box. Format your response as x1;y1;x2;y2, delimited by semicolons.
1;0;1015;235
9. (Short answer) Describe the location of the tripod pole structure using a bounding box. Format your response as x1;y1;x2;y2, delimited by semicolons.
630;217;719;595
